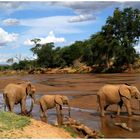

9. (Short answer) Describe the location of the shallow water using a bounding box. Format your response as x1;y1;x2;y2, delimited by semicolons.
1;73;140;138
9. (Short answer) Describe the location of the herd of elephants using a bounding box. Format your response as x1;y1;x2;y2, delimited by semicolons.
2;81;140;126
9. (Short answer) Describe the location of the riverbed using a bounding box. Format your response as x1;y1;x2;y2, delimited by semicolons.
0;73;140;138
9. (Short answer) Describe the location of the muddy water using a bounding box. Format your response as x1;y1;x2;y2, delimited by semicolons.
1;73;140;138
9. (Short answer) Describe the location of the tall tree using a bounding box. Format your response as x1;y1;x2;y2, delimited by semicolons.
61;41;84;66
31;42;55;67
104;8;140;66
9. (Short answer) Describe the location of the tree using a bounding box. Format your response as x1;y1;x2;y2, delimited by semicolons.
61;41;84;66
81;40;93;66
88;31;118;68
31;42;55;67
6;58;14;64
30;38;41;56
31;38;41;45
104;8;140;67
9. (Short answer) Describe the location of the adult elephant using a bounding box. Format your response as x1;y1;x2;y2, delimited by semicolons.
39;95;71;126
3;81;36;115
97;83;140;117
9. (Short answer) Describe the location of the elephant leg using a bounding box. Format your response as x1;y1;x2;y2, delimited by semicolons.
123;98;132;116
104;105;109;111
6;102;10;111
21;99;27;115
9;101;14;112
5;99;10;111
98;96;105;117
117;105;121;116
39;103;47;123
4;96;11;111
117;100;123;115
59;107;63;125
3;96;7;111
56;104;63;126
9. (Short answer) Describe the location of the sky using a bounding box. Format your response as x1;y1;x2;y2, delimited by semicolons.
0;1;140;64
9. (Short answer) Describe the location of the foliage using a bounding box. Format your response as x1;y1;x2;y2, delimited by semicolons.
0;111;30;131
0;65;11;71
31;42;66;68
62;126;78;138
6;58;14;64
11;60;35;70
7;7;140;73
87;7;140;70
104;8;140;66
81;40;93;66
60;41;84;66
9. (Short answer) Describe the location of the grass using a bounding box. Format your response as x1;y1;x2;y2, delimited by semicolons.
62;125;78;138
0;111;31;131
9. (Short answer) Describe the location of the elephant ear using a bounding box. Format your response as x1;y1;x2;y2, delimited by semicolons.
119;85;131;100
26;82;32;95
54;95;63;106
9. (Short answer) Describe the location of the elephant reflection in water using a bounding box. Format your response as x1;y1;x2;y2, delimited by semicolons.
38;95;71;126
97;84;140;117
99;116;133;138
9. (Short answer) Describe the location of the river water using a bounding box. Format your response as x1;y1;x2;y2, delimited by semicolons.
1;73;140;138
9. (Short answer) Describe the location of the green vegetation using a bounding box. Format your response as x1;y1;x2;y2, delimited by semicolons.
0;111;30;131
62;126;78;138
4;7;140;73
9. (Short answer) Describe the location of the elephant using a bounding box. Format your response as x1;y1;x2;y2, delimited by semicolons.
97;83;140;117
3;81;36;115
38;95;71;125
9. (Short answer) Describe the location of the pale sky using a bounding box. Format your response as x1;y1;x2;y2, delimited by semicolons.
0;1;140;64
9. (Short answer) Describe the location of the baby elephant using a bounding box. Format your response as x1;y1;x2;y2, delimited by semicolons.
38;95;71;125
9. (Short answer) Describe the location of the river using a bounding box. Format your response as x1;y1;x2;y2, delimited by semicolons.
0;73;140;138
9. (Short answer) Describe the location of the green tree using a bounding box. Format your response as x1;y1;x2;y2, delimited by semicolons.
61;41;84;66
11;59;34;70
88;32;118;68
32;42;55;67
81;40;93;66
105;8;140;67
52;47;66;68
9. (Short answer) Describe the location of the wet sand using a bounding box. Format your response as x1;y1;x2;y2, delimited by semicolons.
0;73;140;138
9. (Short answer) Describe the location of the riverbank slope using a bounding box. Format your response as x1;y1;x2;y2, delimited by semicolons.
0;111;72;138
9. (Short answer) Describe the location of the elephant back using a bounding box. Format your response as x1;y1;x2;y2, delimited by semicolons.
97;84;122;103
40;95;56;109
4;83;25;96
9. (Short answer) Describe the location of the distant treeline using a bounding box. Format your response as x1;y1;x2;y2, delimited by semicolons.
4;8;140;73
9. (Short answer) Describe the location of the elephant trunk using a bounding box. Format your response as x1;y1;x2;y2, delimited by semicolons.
27;95;35;114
